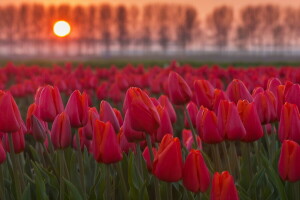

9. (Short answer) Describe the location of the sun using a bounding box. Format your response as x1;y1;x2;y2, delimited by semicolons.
53;20;71;37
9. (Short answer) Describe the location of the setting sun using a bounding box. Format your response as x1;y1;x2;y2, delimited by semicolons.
53;20;71;37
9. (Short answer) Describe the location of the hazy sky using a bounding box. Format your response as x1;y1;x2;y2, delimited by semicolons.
1;0;300;17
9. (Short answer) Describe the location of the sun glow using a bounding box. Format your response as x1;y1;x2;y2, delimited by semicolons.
53;20;71;37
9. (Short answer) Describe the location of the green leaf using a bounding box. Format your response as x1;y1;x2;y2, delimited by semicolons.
259;151;287;200
64;178;83;200
22;184;31;200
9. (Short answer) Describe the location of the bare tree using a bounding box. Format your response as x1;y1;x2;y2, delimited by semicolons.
207;5;234;51
176;6;199;51
17;4;30;51
156;4;171;51
115;5;129;51
87;5;97;55
2;5;17;54
72;5;87;56
141;4;154;52
99;4;113;55
31;4;45;54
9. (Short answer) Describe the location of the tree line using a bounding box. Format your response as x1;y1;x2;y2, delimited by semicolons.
0;3;299;56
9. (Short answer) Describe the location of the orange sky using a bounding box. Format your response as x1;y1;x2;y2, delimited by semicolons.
2;0;300;17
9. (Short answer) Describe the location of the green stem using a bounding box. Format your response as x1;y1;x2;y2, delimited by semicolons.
105;164;111;200
294;181;299;200
184;107;198;149
0;165;5;200
8;133;22;200
75;131;87;200
146;134;161;200
117;162;128;200
59;150;65;200
167;183;172;200
221;142;232;172
230;142;240;179
46;130;55;154
212;144;221;172
136;143;144;180
42;143;59;179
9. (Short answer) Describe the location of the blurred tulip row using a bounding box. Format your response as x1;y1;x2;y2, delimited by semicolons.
0;62;299;200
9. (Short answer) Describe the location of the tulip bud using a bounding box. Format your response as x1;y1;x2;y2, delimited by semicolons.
194;79;214;109
278;140;300;182
143;146;157;172
211;171;239;200
158;95;177;124
237;100;263;142
65;90;89;128
278;103;300;143
226;79;253;104
285;84;300;111
117;128;136;154
2;130;25;154
183;149;210;193
37;85;64;122
218;100;246;141
182;129;202;151
197;107;223;143
156;105;173;142
0;91;26;133
51;112;72;149
184;102;198;128
93;120;123;164
122;111;145;142
100;100;120;133
153;134;183;182
123;87;160;135
113;108;123;126
168;72;192;105
212;89;229;114
82;107;99;140
253;90;277;124
31;115;47;142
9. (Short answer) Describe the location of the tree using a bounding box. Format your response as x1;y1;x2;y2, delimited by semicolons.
207;5;234;51
156;4;171;51
239;5;262;50
31;4;45;53
72;5;87;56
176;6;199;50
115;5;129;51
87;5;97;55
99;4;113;55
140;4;154;52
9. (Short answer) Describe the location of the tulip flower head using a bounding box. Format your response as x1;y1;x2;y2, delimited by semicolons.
168;72;192;105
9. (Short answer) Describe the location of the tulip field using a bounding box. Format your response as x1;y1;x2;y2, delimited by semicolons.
1;61;300;200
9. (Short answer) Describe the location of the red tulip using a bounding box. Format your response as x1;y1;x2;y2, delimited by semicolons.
37;85;64;122
51;112;72;149
194;79;214;109
153;134;183;182
182;129;202;151
168;72;192;105
278;140;300;182
99;100;120;133
184;102;198;128
278;103;300;143
123;87;160;135
0;91;26;133
253;90;277;124
65;90;89;128
117;128;136;154
285;83;300;112
276;85;285;119
26;103;48;136
142;146;157;172
82;107;99;140
210;171;239;200
183;149;210;193
158;95;177;124
237;100;263;142
72;128;91;151
122;111;145;142
156;105;173;142
218;100;246;141
113;108;123;126
2;130;25;154
93;120;123;164
197;107;223;143
226;79;252;104
212;89;229;114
